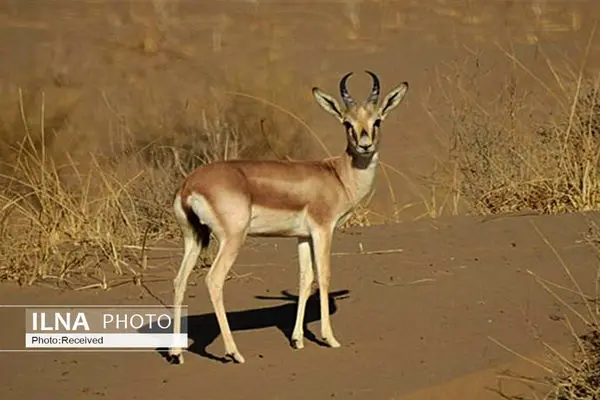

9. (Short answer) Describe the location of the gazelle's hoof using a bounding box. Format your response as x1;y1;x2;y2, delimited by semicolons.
290;338;304;350
167;353;184;365
226;351;246;364
323;336;341;348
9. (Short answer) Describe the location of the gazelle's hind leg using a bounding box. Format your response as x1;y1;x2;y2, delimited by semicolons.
168;195;204;365
205;233;247;363
189;193;251;363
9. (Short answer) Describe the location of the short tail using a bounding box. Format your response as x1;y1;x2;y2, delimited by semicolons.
185;209;211;249
174;190;211;249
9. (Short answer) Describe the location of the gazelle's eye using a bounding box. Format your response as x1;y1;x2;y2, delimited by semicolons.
343;121;357;139
373;119;381;128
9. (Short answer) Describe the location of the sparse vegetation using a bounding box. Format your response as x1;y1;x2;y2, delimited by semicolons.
492;220;600;400
538;220;599;400
550;328;600;399
430;40;600;217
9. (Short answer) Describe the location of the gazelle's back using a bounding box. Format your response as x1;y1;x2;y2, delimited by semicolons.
178;159;346;237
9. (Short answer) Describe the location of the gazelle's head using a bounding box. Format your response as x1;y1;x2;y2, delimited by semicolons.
312;71;408;157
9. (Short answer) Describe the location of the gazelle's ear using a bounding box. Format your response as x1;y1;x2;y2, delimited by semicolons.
312;88;344;122
378;82;409;120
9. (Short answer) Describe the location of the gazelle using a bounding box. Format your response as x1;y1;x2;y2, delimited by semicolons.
167;71;409;365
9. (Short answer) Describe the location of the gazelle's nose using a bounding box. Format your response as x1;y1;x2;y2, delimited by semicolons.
358;133;372;149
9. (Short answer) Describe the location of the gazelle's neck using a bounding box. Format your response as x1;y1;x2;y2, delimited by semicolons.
335;148;379;207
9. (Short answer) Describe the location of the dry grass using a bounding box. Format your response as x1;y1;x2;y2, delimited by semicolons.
0;89;230;288
549;328;600;399
530;220;599;399
490;220;599;400
429;25;600;217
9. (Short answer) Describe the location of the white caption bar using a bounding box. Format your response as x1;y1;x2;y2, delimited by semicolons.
25;333;188;348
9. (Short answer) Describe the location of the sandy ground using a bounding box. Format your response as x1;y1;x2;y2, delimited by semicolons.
2;1;600;399
0;211;598;399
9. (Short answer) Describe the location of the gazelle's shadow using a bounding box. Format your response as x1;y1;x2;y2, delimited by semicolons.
139;289;350;364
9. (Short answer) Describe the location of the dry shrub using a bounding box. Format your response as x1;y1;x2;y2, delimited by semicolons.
523;313;600;400
549;221;600;400
433;43;600;216
0;75;313;288
542;304;599;400
549;328;600;399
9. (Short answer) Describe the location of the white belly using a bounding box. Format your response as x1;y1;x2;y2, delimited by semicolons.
248;205;310;237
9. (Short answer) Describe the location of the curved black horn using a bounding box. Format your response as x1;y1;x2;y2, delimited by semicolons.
365;70;380;104
339;72;354;107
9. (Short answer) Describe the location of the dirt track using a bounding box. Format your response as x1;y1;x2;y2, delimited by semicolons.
0;212;597;399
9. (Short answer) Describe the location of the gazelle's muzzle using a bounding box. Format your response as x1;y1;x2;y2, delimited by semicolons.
353;130;375;154
357;133;373;151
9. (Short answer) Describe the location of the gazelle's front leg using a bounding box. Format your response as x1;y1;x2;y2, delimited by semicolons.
311;227;341;348
291;237;315;349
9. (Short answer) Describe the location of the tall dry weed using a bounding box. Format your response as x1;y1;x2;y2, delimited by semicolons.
432;39;600;216
492;220;599;400
0;75;313;288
